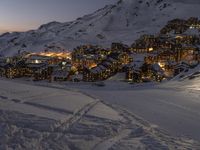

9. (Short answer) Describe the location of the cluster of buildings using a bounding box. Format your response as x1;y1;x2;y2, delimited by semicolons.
0;51;73;81
160;17;200;35
126;17;200;82
83;51;131;82
0;17;200;83
71;44;132;82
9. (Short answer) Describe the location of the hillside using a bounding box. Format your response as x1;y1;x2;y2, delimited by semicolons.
1;0;200;56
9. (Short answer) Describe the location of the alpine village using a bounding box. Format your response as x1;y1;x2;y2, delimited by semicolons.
1;17;200;84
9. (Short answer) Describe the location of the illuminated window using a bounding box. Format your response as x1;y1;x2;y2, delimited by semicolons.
149;48;154;52
35;60;39;64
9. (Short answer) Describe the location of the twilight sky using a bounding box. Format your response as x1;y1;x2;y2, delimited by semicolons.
0;0;117;33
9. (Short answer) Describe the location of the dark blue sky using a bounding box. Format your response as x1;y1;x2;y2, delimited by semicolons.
0;0;117;33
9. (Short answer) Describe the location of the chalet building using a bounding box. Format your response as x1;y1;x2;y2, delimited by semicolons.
130;35;156;53
126;68;141;82
71;73;83;82
144;44;199;77
111;43;129;53
175;45;199;64
130;44;148;53
126;62;165;82
14;60;30;77
145;50;176;65
4;64;14;78
130;35;174;53
109;52;131;66
83;65;111;82
83;63;113;82
101;58;118;73
160;18;188;35
27;63;49;81
175;35;200;45
96;48;111;56
0;65;5;77
83;67;91;82
82;57;98;69
158;37;175;51
0;57;7;77
51;69;69;81
159;62;175;78
151;64;165;81
140;63;165;82
160;17;200;35
0;60;30;78
72;45;110;56
83;54;124;82
72;45;110;71
187;17;200;29
72;54;98;71
26;55;56;65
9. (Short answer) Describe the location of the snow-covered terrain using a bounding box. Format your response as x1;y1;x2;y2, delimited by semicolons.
44;69;200;142
0;79;200;149
1;0;200;56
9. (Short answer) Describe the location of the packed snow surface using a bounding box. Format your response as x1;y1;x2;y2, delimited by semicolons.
61;75;200;142
0;78;200;149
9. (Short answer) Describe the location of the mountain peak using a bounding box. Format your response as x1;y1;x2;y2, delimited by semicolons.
1;0;200;56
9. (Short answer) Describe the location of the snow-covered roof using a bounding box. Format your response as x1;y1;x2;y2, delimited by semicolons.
152;64;164;75
107;57;117;63
102;61;112;67
52;70;69;78
90;64;108;74
129;68;141;74
130;61;144;69
27;63;48;69
28;55;52;61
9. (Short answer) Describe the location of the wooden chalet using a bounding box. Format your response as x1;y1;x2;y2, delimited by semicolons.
27;63;49;81
51;69;70;81
125;62;143;82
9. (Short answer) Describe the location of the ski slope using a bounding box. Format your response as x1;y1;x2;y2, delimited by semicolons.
0;79;199;149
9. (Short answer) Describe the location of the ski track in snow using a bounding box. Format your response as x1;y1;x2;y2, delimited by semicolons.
0;78;200;149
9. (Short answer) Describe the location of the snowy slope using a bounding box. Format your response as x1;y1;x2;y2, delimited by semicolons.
1;79;200;149
55;74;200;141
1;0;200;56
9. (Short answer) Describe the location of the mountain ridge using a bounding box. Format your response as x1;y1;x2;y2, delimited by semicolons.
1;0;200;56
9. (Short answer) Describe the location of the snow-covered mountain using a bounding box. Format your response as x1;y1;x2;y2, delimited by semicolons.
1;0;200;56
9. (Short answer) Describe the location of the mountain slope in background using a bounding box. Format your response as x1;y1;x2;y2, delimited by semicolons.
1;0;200;56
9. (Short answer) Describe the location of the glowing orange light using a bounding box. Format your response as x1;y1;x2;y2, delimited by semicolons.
27;51;72;60
175;35;183;39
149;47;154;52
158;62;165;68
89;63;97;69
